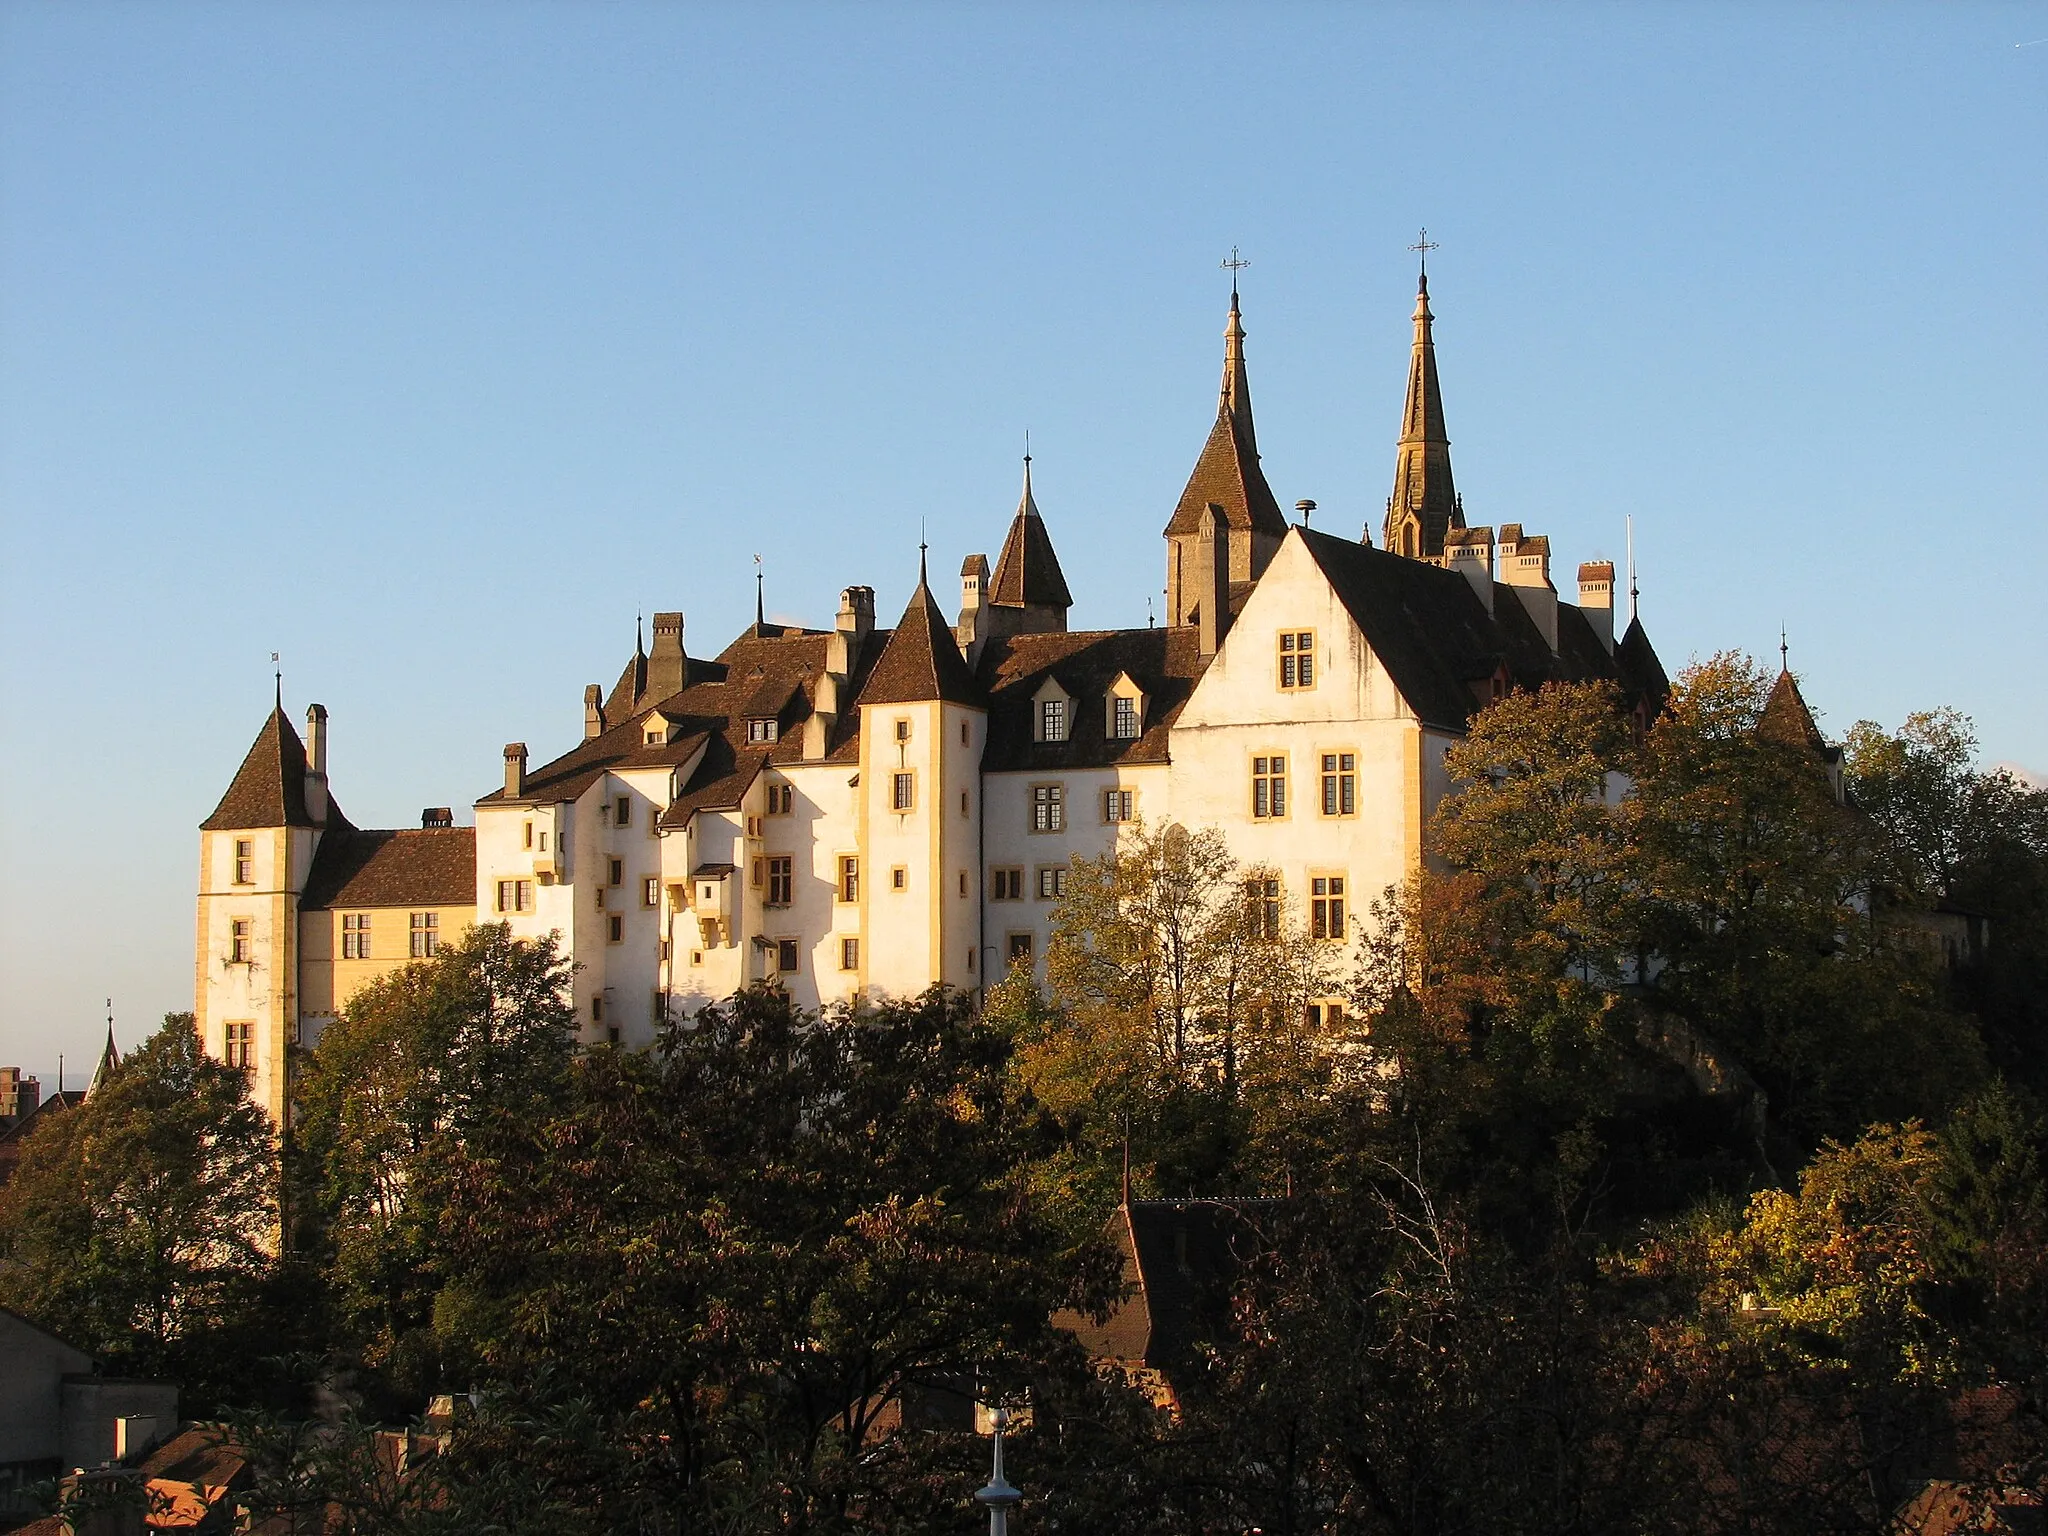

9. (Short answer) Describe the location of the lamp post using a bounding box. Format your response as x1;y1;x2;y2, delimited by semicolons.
974;1406;1021;1535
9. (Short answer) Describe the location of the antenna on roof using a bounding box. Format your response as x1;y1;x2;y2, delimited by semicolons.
1626;517;1639;621
1295;498;1316;528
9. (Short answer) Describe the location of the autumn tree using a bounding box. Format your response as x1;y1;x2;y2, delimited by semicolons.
0;1014;276;1405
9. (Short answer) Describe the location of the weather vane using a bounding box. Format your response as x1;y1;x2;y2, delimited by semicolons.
1221;245;1250;297
1409;228;1440;276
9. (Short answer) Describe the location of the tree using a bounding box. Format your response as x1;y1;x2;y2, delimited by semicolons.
431;983;1118;1532
0;1014;275;1404
290;921;576;1404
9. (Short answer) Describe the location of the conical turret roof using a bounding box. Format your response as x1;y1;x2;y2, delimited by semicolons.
1162;291;1289;541
861;557;986;707
989;457;1073;609
201;708;319;830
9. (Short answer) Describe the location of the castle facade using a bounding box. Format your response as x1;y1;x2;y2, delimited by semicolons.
194;271;1669;1126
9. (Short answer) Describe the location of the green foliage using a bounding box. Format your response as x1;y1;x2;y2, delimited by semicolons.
0;1013;276;1404
290;921;576;1402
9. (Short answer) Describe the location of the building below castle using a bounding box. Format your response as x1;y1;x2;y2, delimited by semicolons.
194;269;1669;1128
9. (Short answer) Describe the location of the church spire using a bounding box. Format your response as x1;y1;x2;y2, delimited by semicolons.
1220;280;1254;450
1382;239;1463;560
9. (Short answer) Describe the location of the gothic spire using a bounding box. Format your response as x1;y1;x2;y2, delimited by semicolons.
1382;266;1463;560
1220;287;1254;451
990;452;1072;612
1162;288;1288;546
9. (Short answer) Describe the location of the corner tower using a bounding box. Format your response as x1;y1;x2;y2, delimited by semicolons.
1163;284;1288;626
1381;266;1465;561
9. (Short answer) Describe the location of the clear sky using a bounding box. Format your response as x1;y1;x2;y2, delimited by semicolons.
2;2;2043;1074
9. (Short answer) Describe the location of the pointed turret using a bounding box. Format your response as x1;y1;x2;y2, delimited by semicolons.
862;556;986;707
987;455;1073;634
1382;271;1465;561
603;618;652;720
1759;666;1828;755
88;1023;119;1095
202;707;321;831
1163;288;1288;625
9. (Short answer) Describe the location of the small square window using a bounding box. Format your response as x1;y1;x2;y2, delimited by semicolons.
840;936;860;971
608;858;624;886
643;877;660;909
233;838;254;885
991;867;1023;901
1006;931;1034;967
607;914;625;943
776;937;800;973
839;856;860;902
894;718;912;742
229;918;252;964
891;866;908;891
615;796;632;826
747;718;780;743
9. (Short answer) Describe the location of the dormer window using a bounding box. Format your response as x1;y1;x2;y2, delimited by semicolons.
1040;698;1067;743
1113;696;1139;740
645;729;664;745
747;718;779;744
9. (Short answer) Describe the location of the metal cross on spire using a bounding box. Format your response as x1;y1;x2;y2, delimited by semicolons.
1409;228;1440;276
1221;245;1250;298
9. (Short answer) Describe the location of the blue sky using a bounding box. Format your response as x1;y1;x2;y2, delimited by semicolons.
2;2;2043;1073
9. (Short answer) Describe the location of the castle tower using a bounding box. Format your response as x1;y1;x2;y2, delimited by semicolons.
1163;286;1289;626
984;454;1072;638
194;700;336;1129
856;551;987;999
1381;269;1465;561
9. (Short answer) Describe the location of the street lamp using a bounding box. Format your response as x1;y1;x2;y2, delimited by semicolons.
974;1406;1022;1535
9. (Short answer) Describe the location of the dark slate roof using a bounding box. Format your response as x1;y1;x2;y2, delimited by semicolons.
1760;668;1829;753
860;579;986;707
1059;1199;1278;1392
201;709;318;830
660;739;770;827
1616;614;1671;715
989;506;1074;610
301;827;477;911
487;622;893;811
980;627;1210;772
1163;408;1290;540
1296;529;1513;732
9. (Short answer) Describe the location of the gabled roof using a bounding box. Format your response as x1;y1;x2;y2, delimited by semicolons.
980;627;1209;771
1163;295;1290;542
660;739;770;827
860;574;986;707
988;459;1073;609
1295;529;1513;732
201;708;319;830
300;827;477;910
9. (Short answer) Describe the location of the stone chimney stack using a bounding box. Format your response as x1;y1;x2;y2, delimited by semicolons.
836;585;875;642
1197;503;1231;658
1443;527;1495;613
1577;562;1616;653
504;743;527;798
957;554;990;655
584;684;606;739
647;613;687;701
421;807;453;829
1500;528;1558;652
304;704;330;822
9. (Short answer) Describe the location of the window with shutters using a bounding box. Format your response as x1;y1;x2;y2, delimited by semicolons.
1252;755;1288;818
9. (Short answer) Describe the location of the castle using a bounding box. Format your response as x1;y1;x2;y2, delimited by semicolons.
193;268;1670;1126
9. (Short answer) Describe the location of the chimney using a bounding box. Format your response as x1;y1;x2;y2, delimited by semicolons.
1444;526;1495;613
583;683;606;739
504;743;527;798
957;554;989;653
303;704;330;823
836;585;875;640
1577;562;1616;653
1501;530;1558;652
421;807;453;829
647;613;686;701
1197;503;1231;658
